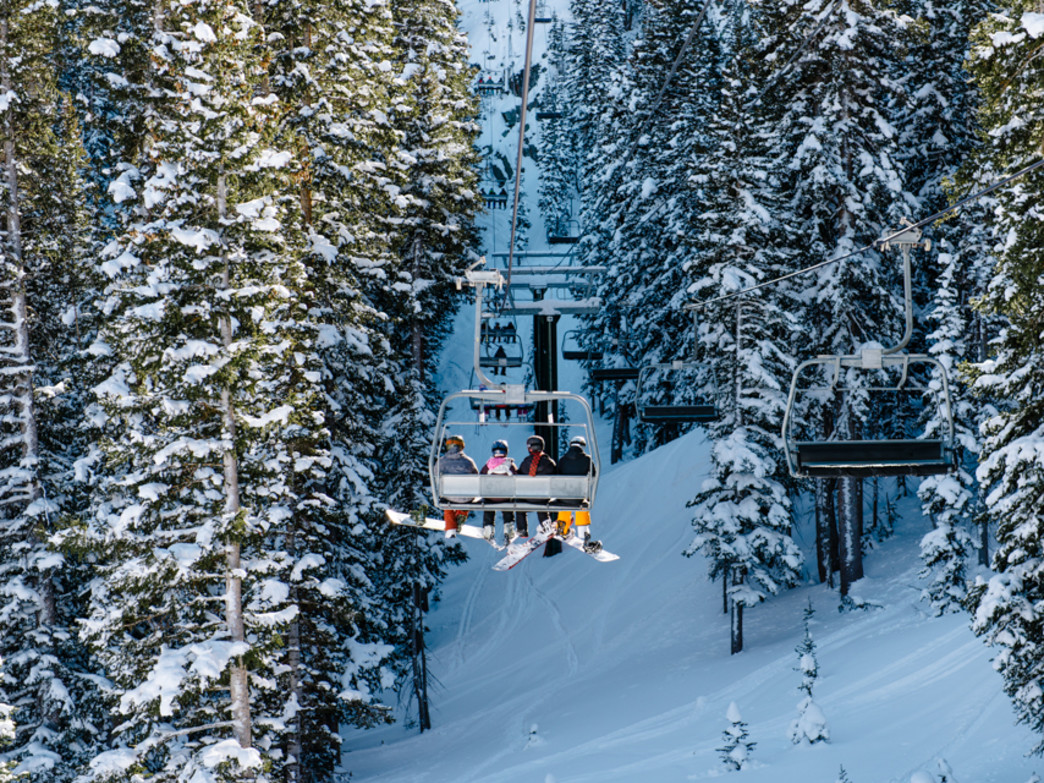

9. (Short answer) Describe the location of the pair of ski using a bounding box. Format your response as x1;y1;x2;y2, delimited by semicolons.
385;509;618;570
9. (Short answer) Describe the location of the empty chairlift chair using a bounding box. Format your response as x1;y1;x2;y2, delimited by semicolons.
561;329;603;362
780;224;957;479
636;360;717;424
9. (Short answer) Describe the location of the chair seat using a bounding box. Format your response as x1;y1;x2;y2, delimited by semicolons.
591;367;639;382
640;404;716;424
795;439;953;478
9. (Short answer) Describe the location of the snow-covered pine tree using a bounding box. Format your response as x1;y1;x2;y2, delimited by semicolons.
259;0;412;772
717;701;755;771
579;0;724;453
891;0;995;613
562;0;631;413
358;0;482;731
754;0;910;596
70;1;388;778
965;2;1044;755
0;4;109;778
788;600;830;744
537;19;575;241
685;6;802;655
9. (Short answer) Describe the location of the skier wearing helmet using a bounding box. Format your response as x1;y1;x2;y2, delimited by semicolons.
516;434;557;537
480;439;519;544
555;435;601;553
434;434;478;538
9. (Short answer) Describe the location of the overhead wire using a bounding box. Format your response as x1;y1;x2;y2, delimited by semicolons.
684;154;1044;311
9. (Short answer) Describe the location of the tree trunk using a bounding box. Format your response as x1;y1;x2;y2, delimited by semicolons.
287;582;303;783
411;583;431;731
2;18;52;630
218;171;252;750
815;479;838;587
729;571;743;655
838;476;863;596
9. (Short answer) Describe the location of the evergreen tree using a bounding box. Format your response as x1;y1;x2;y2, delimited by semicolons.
261;0;411;771
893;0;995;612
686;9;801;655
755;0;911;595
788;600;830;744
717;701;755;771
966;2;1044;755
68;2;388;778
0;3;107;778
365;0;481;731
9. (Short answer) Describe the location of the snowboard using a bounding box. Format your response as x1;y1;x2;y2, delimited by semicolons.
492;524;558;571
492;525;619;571
385;509;505;550
560;533;620;564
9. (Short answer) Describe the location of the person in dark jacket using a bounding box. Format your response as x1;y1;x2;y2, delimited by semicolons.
434;434;478;538
516;434;556;536
555;435;602;553
480;439;518;544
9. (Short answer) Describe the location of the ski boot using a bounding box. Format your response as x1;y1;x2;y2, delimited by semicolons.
482;525;495;542
504;521;518;547
583;539;603;554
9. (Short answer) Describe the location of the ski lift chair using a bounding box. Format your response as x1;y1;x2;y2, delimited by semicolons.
780;223;957;479
782;354;956;478
479;329;524;370
561;329;604;362
430;389;600;514
636;360;717;424
547;218;580;245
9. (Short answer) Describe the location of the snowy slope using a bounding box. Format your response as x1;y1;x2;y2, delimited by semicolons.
343;427;1037;782
340;0;1040;779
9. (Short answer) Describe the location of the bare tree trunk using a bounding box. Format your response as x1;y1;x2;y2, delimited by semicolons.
2;18;53;631
287;583;303;782
217;171;253;751
411;237;424;378
411;583;431;731
729;571;744;655
838;476;863;596
816;475;840;589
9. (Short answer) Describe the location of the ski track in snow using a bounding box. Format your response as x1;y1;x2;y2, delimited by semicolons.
524;567;580;676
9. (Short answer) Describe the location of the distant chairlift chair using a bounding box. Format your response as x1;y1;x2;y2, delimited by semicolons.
561;329;603;362
636;360;717;424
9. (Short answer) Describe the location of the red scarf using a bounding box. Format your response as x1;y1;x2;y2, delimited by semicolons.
529;452;541;476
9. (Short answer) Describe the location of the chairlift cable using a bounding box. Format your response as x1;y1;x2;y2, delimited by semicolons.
576;0;715;244
685;155;1044;312
745;0;841;112
506;0;540;297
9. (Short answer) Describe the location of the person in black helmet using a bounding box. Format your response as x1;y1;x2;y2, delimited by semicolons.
516;434;556;537
555;435;602;553
480;439;518;544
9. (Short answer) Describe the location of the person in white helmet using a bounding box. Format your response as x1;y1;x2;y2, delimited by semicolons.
480;439;518;544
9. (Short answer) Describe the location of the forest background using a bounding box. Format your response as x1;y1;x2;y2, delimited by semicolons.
1;0;1043;782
